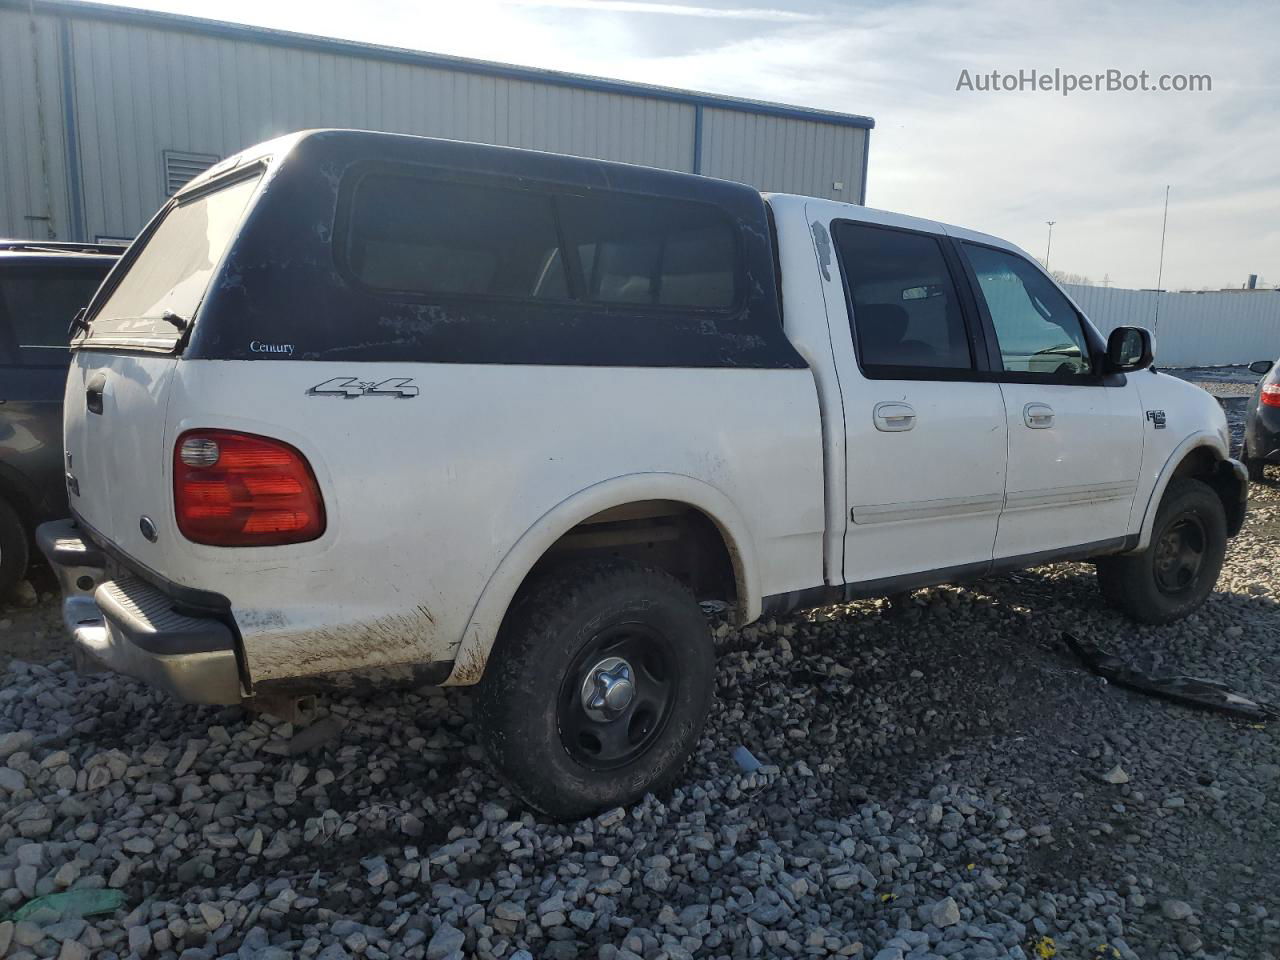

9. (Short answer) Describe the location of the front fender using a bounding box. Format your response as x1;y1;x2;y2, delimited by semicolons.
443;472;761;686
1133;431;1242;550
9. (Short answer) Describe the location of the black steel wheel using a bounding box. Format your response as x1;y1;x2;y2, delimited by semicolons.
476;559;714;820
558;622;676;770
1097;478;1226;625
1152;515;1207;595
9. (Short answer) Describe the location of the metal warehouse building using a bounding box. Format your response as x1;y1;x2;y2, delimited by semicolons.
0;0;874;244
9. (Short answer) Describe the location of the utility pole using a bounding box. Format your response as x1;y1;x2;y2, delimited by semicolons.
1044;221;1056;271
1153;185;1170;331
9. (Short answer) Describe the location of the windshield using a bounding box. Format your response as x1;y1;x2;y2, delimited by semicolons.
84;172;262;345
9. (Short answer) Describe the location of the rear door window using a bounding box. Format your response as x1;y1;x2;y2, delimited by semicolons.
833;222;975;373
342;172;739;311
85;171;262;347
0;261;113;364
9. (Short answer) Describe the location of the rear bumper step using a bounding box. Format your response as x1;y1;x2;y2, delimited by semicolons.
36;519;243;705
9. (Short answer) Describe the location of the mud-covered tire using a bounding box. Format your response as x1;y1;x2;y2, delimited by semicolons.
0;497;29;601
476;559;714;821
1096;478;1227;625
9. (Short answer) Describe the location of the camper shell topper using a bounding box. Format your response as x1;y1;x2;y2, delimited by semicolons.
80;130;803;370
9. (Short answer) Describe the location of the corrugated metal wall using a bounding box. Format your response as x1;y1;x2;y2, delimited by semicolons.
1066;284;1280;367
65;22;701;240
701;108;867;204
0;2;869;243
0;8;73;242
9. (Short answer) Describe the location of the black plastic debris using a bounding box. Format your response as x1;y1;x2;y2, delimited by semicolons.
1064;632;1280;722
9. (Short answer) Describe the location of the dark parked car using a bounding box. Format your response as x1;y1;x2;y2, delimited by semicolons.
1244;357;1279;483
0;241;122;597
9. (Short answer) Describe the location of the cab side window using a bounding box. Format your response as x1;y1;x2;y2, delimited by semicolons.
833;222;974;373
961;243;1093;377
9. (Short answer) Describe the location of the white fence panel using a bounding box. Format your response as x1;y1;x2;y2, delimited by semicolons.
1064;284;1280;368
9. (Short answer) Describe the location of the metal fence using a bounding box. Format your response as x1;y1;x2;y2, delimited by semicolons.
1064;284;1280;368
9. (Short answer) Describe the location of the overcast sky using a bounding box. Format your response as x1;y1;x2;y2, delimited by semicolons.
100;0;1280;290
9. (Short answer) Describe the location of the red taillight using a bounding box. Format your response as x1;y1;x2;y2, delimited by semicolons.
174;430;325;546
1262;383;1280;408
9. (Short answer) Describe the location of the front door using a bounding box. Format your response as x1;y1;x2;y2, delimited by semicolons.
824;217;1009;585
957;242;1143;559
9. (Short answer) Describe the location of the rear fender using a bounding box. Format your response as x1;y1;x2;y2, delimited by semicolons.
444;473;759;686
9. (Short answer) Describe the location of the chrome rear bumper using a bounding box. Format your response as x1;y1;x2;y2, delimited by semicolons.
36;519;243;705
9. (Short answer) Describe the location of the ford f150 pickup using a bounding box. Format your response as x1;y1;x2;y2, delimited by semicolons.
39;130;1247;818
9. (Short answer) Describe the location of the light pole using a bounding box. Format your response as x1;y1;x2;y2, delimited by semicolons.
1044;221;1056;271
1153;185;1170;331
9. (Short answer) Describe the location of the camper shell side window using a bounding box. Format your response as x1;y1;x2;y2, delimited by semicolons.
182;131;801;370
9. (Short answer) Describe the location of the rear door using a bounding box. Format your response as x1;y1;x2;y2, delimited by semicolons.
65;170;263;562
956;241;1143;558
822;216;1009;584
0;258;113;519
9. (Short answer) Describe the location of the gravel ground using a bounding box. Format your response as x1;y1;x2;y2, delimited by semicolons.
1;393;1278;960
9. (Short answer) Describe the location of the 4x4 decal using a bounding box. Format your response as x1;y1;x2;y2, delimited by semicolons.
307;377;420;399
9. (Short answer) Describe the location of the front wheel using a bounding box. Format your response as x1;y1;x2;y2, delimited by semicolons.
1096;478;1227;625
476;559;714;820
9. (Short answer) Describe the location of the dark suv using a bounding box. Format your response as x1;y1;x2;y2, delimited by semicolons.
0;241;122;597
1245;357;1279;482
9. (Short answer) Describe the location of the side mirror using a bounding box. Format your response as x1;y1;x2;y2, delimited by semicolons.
1106;326;1154;373
1249;360;1274;376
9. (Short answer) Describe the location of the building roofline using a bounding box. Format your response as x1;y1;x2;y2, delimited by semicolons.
6;0;875;130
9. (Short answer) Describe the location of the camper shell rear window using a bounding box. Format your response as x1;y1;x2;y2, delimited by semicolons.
79;169;262;350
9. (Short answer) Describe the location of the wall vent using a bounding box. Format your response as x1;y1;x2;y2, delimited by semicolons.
162;150;219;196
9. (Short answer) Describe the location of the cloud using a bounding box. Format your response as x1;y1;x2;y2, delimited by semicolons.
500;0;819;21
579;0;1279;288
89;0;1280;288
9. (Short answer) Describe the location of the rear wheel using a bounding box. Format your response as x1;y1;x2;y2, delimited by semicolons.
1096;478;1226;624
476;559;714;820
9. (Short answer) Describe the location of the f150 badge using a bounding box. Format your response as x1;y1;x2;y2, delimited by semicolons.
308;377;420;399
1146;409;1167;429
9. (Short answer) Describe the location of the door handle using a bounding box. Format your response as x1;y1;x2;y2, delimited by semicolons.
1023;402;1054;429
86;372;106;415
873;401;917;432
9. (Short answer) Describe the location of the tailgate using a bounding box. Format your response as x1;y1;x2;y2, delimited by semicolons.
65;166;264;566
64;351;178;563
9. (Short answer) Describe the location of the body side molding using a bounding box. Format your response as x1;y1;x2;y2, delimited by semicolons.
762;534;1136;617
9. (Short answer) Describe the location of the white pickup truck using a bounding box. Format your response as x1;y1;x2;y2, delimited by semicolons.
40;130;1247;818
